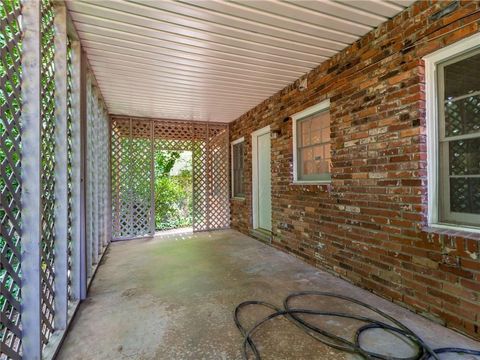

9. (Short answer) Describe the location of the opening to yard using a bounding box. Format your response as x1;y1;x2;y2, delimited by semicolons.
154;150;193;232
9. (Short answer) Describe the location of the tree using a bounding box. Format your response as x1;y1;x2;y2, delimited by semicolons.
155;150;181;177
154;151;193;230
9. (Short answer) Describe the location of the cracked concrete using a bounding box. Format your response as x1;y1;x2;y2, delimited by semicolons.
57;230;480;360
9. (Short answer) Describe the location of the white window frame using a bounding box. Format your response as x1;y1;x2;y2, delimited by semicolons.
424;33;480;233
231;137;245;199
292;99;331;185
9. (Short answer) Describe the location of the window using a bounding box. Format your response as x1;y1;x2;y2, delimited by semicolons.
425;34;480;230
292;100;331;183
231;137;245;198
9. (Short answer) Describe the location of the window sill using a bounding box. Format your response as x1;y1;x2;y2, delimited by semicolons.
423;223;480;240
291;180;332;185
231;197;246;201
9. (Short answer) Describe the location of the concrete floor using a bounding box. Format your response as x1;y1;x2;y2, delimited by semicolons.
57;230;480;360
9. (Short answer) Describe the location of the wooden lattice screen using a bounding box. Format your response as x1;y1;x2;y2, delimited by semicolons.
86;74;110;278
1;2;111;357
111;117;230;239
1;0;22;358
86;74;110;276
39;0;56;344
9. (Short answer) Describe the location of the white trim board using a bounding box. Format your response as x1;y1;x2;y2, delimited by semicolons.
291;99;330;122
423;33;480;229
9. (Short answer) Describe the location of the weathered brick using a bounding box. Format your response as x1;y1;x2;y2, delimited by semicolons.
229;0;480;340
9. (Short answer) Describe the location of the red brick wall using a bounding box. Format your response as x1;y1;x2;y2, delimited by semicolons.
229;1;480;339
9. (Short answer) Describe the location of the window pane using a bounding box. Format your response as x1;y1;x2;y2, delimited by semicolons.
301;119;310;134
296;108;331;181
300;119;311;146
238;143;244;171
233;146;238;170
301;148;313;175
232;142;245;197
317;159;330;174
450;178;480;214
311;129;322;144
311;115;322;132
302;147;313;161
449;138;480;175
321;112;330;128
321;127;330;143
312;145;325;174
324;143;331;160
444;52;480;99
298;145;332;180
438;49;480;225
239;171;244;191
445;94;480;137
313;145;323;161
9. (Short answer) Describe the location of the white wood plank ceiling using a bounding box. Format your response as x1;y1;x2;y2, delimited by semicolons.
66;0;415;122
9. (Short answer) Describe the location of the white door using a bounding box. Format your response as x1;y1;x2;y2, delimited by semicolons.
252;126;272;231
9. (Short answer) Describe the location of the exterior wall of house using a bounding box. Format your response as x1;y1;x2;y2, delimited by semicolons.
229;1;480;339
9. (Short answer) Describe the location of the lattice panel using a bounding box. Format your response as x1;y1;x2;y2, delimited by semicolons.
154;120;193;141
66;38;73;301
111;119;152;239
86;77;110;262
1;0;22;358
89;82;98;259
40;0;56;345
208;128;230;229
111;117;230;238
192;140;208;231
1;3;110;356
86;79;95;261
129;121;152;237
98;107;109;248
155;139;193;151
111;119;128;238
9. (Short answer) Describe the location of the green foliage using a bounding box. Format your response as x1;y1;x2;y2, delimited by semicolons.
155;150;181;177
155;151;193;231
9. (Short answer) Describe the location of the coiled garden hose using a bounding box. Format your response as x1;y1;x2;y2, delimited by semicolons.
234;291;480;360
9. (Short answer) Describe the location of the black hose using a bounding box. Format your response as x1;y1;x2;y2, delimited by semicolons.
234;291;480;360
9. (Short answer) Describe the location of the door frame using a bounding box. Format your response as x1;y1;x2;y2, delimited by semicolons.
251;125;271;230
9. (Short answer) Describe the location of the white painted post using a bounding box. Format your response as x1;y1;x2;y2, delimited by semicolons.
70;39;83;301
150;120;155;236
91;87;99;263
53;2;68;330
103;108;110;246
107;113;113;245
98;99;103;249
128;117;134;237
98;109;104;247
206;122;211;230
97;109;104;248
20;0;42;358
98;106;104;248
85;74;93;278
79;50;88;296
102;111;107;245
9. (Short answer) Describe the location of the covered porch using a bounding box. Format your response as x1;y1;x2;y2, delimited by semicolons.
57;230;480;359
2;0;480;359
